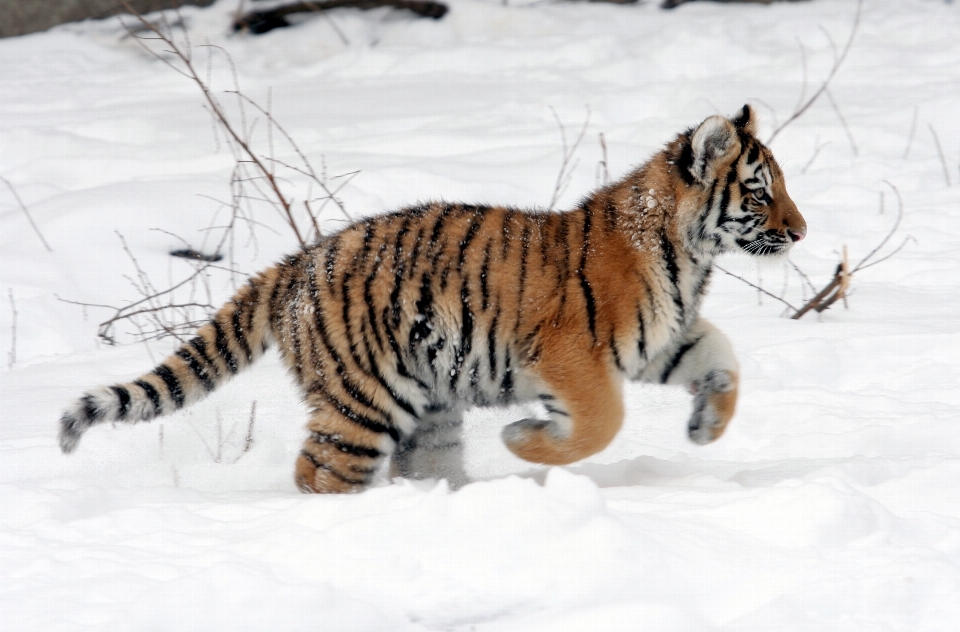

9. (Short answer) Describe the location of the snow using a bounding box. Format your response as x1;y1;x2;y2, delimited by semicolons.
2;0;960;629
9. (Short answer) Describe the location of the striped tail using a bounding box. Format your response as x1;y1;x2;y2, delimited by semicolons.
59;269;278;453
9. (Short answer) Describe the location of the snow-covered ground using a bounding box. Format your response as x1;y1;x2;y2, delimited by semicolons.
2;0;959;629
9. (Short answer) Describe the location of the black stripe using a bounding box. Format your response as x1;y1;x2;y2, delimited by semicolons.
677;136;696;185
660;337;702;384
545;405;569;417
537;393;555;401
231;304;252;364
516;224;531;333
153;364;185;409
660;231;684;320
300;450;368;486
325;394;401;443
480;242;491;312
746;141;760;165
176;348;214;392
487;309;500;380
457;210;485;267
307;262;396;425
81;394;103;422
499;358;514;403
286;273;305;383
310;431;381;458
578;206;597;343
604;195;617;232
110;385;131;419
134;379;162;415
212;320;239;374
449;282;474;391
388;217;413;328
380;308;424;387
610;335;625;372
636;302;647;361
244;277;262;353
692;266;713;300
188;336;220;380
501;211;512;260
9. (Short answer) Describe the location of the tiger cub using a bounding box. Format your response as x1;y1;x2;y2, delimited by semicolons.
59;104;805;493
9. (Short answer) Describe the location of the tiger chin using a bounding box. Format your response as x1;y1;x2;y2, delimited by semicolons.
59;104;806;493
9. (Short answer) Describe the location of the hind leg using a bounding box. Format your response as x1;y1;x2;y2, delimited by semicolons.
642;317;739;445
391;407;468;489
294;404;396;494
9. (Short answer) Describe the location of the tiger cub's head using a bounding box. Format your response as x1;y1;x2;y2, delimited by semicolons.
674;104;806;258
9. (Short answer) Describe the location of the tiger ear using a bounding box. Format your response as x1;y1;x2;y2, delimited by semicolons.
689;115;739;185
731;103;758;136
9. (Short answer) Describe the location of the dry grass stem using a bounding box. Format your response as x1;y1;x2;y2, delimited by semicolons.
768;0;863;145
2;176;52;252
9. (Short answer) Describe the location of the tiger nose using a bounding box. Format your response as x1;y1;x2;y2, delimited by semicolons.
787;228;806;242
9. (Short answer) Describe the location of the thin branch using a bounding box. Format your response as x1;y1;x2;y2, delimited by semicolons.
929;124;952;186
825;88;857;156
1;176;52;252
715;265;797;313
789;260;818;296
596;132;609;187
7;289;16;370
768;0;863;145
852;181;904;272
903;106;918;159
244;400;257;455
801;137;830;174
547;106;590;211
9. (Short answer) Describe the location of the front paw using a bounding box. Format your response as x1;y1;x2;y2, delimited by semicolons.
502;418;566;463
687;370;737;445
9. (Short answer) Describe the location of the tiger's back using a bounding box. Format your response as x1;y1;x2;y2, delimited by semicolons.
59;104;805;493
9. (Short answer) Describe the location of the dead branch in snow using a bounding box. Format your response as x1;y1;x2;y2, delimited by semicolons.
1;176;52;252
767;0;863;145
121;2;353;248
929;124;952;187
596;132;610;188
547;107;590;211
233;0;448;35
57;232;220;345
243;400;257;455
63;5;360;346
720;183;912;320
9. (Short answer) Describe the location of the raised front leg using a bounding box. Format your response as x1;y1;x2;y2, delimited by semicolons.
391;406;468;489
642;318;740;444
502;343;624;466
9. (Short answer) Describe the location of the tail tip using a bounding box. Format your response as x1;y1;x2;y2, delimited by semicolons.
58;412;84;454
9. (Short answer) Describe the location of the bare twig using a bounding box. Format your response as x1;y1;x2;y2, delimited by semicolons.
547;106;590;211
715;265;798;313
768;0;863;145
122;5;354;248
244;400;257;454
903;106;918;159
929;124;952;186
825;88;857;156
1;176;52;252
596;132;609;187
7;289;16;370
790;181;911;319
801;137;830;174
